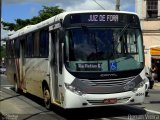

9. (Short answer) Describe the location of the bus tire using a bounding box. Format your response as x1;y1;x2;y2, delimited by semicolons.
145;91;149;97
43;85;51;110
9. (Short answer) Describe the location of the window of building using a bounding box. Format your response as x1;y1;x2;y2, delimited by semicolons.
146;0;158;18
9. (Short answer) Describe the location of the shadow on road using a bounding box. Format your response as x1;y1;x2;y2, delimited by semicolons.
150;101;160;104
15;91;146;120
13;92;147;120
0;87;147;120
62;105;146;120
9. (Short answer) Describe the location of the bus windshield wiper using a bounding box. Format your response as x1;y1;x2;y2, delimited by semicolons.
111;23;130;58
117;23;130;38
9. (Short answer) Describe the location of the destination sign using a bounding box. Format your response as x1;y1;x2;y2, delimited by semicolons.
88;14;119;22
76;63;102;71
69;13;127;24
64;13;140;28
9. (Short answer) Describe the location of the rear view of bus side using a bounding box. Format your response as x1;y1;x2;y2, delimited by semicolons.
6;10;146;109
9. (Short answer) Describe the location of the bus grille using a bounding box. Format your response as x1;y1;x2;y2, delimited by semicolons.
80;76;136;87
87;97;130;105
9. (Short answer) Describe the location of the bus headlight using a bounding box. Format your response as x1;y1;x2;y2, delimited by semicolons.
132;80;145;92
137;80;145;88
65;83;85;96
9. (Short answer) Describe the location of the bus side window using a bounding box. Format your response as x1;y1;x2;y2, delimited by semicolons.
26;34;33;57
24;37;27;58
51;31;57;66
14;39;20;58
10;40;14;58
39;29;49;57
33;31;40;57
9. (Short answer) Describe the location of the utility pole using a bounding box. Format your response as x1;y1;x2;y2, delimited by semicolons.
115;0;120;11
0;0;1;42
0;0;1;64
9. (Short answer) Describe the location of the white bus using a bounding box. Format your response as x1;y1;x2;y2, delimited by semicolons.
6;10;146;109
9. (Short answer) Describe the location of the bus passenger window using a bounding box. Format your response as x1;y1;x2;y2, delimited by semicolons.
39;29;49;57
33;32;40;57
14;39;20;58
26;34;33;57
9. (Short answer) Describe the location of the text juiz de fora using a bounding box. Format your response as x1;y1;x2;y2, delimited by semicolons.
88;14;119;22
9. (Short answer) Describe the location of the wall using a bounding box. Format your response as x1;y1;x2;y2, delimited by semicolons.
135;0;160;69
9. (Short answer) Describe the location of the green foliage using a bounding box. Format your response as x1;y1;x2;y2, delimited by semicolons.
2;22;16;30
2;6;65;31
0;46;6;58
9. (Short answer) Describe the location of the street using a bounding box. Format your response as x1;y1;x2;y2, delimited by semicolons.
0;74;160;120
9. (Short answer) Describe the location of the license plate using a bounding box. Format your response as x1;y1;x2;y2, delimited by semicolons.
103;98;117;104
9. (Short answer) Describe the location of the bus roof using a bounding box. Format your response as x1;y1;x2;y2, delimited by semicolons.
9;10;138;40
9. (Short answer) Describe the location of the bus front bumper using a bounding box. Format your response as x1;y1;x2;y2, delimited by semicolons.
63;84;145;109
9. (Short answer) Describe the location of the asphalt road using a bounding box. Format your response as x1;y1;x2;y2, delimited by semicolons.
1;74;160;120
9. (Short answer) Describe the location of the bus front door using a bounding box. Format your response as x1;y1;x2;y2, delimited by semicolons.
50;30;60;102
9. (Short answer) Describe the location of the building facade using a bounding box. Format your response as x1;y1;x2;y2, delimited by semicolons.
136;0;160;79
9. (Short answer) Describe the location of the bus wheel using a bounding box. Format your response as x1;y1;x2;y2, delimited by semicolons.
43;86;51;109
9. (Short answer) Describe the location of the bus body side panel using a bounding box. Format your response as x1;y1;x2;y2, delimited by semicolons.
25;58;49;98
6;58;17;85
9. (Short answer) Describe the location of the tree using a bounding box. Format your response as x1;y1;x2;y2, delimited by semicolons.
0;46;5;58
2;6;65;31
0;39;6;59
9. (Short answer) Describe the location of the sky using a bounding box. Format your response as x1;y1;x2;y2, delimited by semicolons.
1;0;135;39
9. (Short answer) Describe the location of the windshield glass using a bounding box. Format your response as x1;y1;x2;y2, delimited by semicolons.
64;27;144;72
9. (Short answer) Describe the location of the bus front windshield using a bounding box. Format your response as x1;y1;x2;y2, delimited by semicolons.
64;27;144;72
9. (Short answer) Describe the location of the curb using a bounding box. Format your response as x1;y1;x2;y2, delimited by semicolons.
153;83;160;90
154;83;160;87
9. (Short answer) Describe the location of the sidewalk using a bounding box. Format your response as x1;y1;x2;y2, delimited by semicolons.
153;81;160;89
